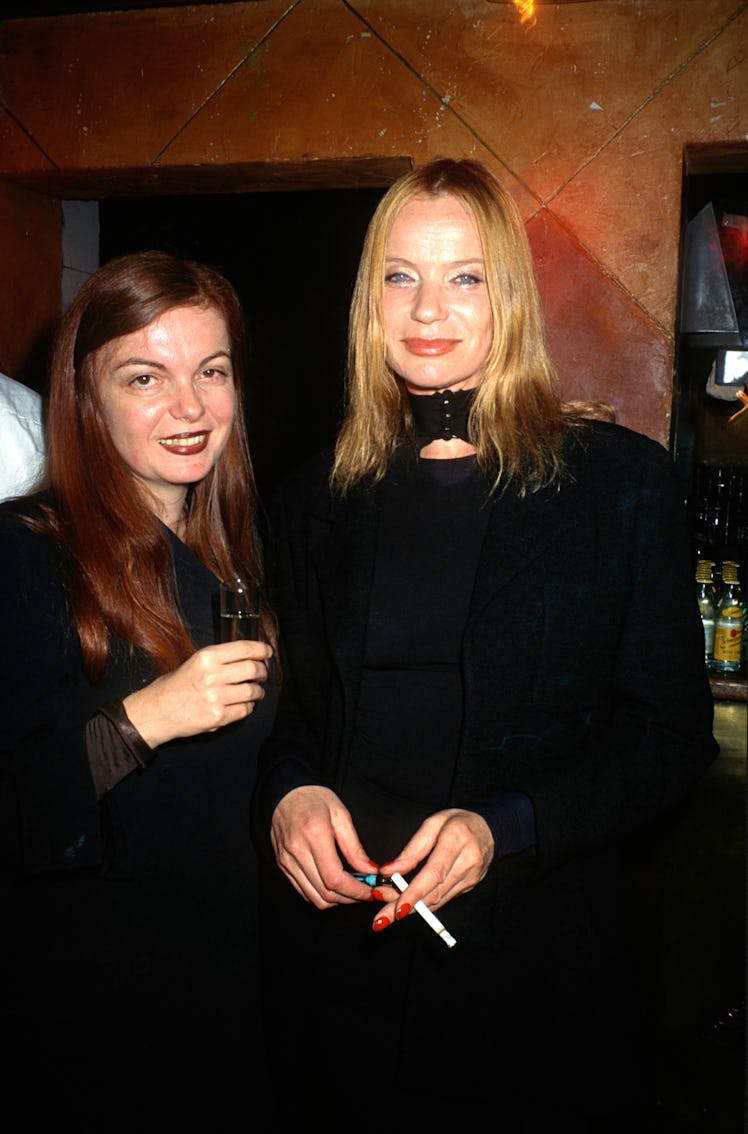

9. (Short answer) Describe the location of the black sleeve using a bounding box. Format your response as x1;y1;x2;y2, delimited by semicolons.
526;432;719;868
0;517;106;874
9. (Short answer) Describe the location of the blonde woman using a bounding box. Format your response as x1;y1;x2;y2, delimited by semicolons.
255;159;716;1132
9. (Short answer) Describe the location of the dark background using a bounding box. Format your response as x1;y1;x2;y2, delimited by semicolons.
100;188;386;505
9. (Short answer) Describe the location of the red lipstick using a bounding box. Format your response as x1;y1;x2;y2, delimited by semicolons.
157;431;209;456
402;338;459;356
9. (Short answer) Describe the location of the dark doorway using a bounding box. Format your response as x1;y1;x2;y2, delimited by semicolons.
99;188;386;505
671;167;748;588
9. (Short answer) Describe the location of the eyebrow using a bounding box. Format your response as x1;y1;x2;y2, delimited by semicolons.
113;349;232;373
384;256;484;267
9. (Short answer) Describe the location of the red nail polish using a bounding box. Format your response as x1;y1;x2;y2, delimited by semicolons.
395;902;411;921
368;859;379;869
373;915;391;932
371;889;385;903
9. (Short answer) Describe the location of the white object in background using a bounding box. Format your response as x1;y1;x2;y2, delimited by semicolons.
0;373;45;501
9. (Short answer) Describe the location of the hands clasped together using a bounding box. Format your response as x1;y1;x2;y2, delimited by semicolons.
271;784;495;933
122;640;273;750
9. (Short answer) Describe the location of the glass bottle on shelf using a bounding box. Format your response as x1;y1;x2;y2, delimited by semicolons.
695;559;716;666
711;561;745;675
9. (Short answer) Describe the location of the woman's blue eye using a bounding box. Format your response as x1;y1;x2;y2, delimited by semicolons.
385;271;412;285
455;272;482;285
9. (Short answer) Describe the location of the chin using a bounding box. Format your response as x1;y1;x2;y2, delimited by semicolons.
405;376;472;394
165;461;215;484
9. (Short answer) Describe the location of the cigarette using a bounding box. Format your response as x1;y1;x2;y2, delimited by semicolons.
390;871;457;949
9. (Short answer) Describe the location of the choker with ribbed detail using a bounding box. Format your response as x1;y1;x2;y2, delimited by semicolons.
407;387;477;446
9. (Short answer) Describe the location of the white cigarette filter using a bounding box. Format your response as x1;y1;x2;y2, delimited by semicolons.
389;872;457;949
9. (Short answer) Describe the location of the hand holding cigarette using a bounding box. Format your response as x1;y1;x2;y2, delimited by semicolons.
390;871;457;948
357;807;492;945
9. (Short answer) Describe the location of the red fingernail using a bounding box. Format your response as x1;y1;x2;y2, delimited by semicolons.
395;903;411;921
373;916;391;932
371;889;385;902
368;859;379;869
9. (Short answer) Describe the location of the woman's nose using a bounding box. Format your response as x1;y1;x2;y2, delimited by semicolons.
411;280;445;324
170;380;205;421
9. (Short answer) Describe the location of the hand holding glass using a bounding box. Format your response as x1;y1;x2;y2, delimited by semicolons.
219;577;261;642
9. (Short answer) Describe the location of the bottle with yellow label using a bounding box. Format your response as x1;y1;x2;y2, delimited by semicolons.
711;561;745;674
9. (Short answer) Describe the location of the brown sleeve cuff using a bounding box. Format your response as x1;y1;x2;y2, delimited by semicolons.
99;700;156;769
85;701;156;799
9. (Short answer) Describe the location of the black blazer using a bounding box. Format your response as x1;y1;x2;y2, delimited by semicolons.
0;503;277;1016
253;420;719;1123
256;420;717;877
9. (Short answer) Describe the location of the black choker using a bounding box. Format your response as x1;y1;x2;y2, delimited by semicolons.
407;387;477;446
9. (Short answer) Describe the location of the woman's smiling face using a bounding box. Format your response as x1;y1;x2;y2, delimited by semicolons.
96;302;236;524
382;192;493;395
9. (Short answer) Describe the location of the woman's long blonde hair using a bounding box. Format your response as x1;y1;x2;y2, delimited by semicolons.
332;157;588;494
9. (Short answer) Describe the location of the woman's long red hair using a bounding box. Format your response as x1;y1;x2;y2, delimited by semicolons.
18;250;269;680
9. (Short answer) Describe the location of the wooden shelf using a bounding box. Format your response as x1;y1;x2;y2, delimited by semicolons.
709;674;748;702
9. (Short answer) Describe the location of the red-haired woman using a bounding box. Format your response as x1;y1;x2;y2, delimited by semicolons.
0;251;276;1127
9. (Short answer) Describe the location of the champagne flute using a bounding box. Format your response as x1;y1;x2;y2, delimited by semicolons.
218;577;260;642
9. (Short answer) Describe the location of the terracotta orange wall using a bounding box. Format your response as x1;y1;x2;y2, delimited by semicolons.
0;180;61;381
0;0;745;444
